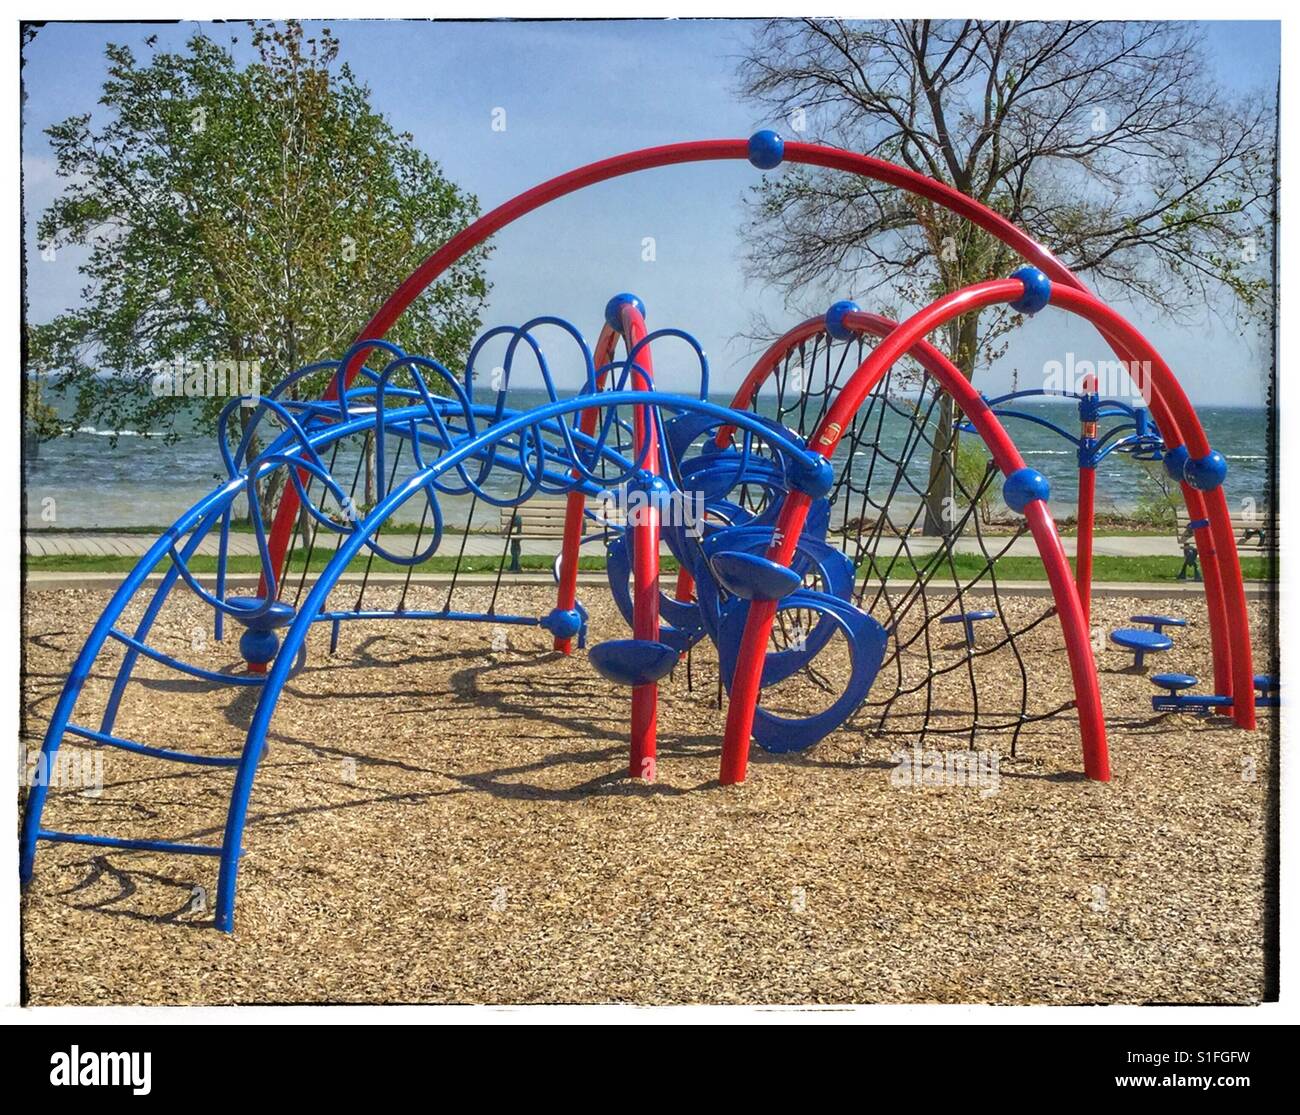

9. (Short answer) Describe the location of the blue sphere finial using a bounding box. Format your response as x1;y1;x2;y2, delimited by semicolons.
1010;266;1052;315
604;292;646;332
825;300;861;341
541;607;583;641
1163;444;1190;484
239;627;280;669
1183;449;1228;492
1003;467;1051;513
747;130;785;170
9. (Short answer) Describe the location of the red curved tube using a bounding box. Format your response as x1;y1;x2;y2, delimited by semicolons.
719;286;1110;784
1077;466;1096;626
1046;287;1253;729
1184;485;1231;696
715;317;829;446
822;285;1238;715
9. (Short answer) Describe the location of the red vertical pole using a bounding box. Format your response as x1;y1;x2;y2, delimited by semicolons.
720;493;814;785
1077;467;1096;626
621;303;662;780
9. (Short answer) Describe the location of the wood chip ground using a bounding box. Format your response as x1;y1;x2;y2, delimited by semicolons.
19;584;1274;1005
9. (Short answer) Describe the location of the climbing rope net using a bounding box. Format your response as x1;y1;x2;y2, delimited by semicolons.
740;328;1076;755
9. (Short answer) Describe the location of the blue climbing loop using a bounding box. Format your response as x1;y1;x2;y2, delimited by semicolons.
598;404;889;750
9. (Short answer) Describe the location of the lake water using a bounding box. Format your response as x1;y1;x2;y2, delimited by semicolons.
23;387;1274;529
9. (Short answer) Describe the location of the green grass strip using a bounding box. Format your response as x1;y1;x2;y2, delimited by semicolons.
24;551;1271;583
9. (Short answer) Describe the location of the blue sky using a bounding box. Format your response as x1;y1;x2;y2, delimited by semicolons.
22;19;1280;402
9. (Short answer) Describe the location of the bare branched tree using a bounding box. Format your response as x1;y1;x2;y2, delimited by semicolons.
739;19;1274;533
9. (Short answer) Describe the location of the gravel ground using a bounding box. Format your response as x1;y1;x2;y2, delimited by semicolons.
19;582;1275;1005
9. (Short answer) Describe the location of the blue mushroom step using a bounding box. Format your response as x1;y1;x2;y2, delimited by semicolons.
1151;673;1206;712
940;609;996;649
1150;672;1278;714
588;639;680;687
1149;673;1234;713
709;551;803;601
1110;627;1173;670
1129;614;1187;635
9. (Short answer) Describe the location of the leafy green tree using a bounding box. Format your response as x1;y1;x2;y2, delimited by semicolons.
28;21;489;457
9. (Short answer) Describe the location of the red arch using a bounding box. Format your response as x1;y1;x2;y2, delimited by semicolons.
1047;286;1251;728
720;278;1254;784
717;305;1109;782
255;136;1251;737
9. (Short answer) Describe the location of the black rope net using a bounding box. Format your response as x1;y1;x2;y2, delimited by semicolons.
258;360;639;636
737;328;1076;756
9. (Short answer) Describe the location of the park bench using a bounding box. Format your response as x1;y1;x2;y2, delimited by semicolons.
1174;507;1274;581
1175;508;1275;551
499;496;625;538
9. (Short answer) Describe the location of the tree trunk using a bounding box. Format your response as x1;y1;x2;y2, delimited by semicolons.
921;311;980;537
923;394;957;536
238;407;261;529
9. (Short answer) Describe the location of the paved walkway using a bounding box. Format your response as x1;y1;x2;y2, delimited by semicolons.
23;530;561;559
25;529;1186;559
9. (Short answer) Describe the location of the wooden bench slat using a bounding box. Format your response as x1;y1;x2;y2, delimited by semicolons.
499;498;625;537
1174;509;1275;550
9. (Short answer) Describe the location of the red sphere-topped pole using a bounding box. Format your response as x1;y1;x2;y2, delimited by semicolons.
609;294;663;780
